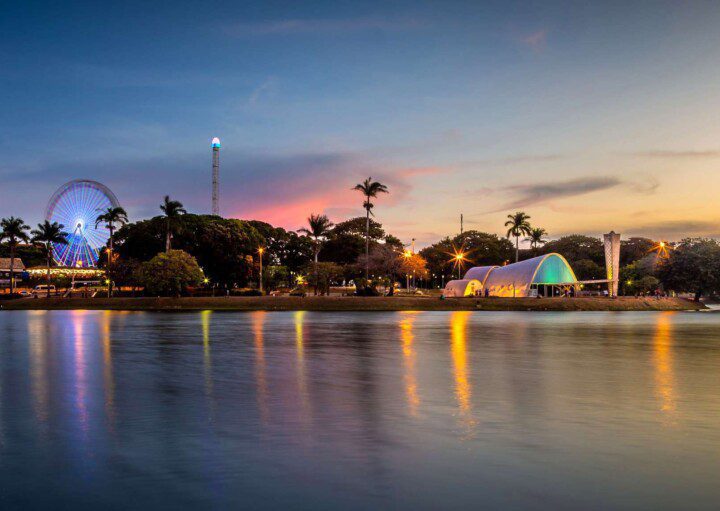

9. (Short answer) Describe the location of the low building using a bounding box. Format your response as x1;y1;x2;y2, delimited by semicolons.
443;253;578;298
25;266;105;280
0;258;26;286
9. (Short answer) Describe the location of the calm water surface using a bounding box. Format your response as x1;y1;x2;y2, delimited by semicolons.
0;310;719;510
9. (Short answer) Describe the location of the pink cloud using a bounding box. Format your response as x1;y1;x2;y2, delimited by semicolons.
226;162;449;230
395;166;448;178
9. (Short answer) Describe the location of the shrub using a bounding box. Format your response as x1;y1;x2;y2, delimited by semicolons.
139;250;203;297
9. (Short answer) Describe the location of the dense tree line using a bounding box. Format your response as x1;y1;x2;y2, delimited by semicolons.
4;187;720;300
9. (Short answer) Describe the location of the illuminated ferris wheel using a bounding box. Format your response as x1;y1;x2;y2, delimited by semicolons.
45;179;121;267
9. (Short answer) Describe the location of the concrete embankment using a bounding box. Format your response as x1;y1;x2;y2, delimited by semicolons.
0;296;705;312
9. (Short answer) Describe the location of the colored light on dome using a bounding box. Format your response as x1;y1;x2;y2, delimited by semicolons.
211;137;221;148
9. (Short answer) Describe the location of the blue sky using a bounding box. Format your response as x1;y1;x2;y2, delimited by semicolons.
3;1;720;245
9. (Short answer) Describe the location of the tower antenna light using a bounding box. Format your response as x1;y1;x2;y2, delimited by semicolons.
211;137;221;216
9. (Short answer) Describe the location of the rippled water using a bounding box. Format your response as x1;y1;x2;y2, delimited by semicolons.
0;310;719;510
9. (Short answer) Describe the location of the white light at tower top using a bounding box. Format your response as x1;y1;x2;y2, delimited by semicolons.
211;137;221;148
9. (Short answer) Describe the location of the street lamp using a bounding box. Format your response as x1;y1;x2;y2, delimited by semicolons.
403;250;412;290
453;251;466;279
258;247;264;294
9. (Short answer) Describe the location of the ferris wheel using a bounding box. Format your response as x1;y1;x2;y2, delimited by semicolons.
45;179;121;267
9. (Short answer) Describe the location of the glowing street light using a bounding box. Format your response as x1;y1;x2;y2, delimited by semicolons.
449;248;468;279
652;240;671;258
258;247;265;294
401;250;413;289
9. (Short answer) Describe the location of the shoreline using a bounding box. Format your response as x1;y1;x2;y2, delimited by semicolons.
0;296;705;312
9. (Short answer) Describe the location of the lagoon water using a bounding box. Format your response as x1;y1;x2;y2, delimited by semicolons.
0;310;719;510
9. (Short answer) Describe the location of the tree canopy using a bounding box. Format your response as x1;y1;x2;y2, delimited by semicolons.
419;230;514;278
656;238;720;299
139;250;204;297
115;214;264;286
540;235;605;266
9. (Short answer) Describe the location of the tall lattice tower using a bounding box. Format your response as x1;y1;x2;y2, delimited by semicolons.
211;137;221;216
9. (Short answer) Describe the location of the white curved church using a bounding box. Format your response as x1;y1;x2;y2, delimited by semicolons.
443;253;578;298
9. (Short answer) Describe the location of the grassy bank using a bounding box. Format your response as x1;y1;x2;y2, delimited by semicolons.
0;296;705;312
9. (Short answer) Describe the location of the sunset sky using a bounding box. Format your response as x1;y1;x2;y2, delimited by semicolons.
3;1;720;246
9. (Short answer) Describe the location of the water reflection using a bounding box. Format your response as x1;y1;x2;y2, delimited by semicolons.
653;312;677;419
28;311;50;426
200;309;216;423
71;310;89;432
101;311;115;429
252;311;269;422
201;310;213;392
2;310;720;509
294;311;312;424
450;311;475;433
399;312;420;416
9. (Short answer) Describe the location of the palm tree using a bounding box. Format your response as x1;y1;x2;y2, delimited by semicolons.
352;177;389;280
160;195;186;252
0;217;31;295
505;211;532;262
31;221;69;298
298;213;334;263
94;206;128;259
525;227;547;255
298;214;334;295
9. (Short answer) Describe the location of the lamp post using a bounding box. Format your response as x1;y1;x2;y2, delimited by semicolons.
454;253;465;279
403;249;412;290
258;247;264;294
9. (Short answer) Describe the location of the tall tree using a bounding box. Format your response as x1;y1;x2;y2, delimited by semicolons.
298;214;334;263
525;227;547;255
160;195;186;252
95;206;128;297
321;217;386;266
298;214;334;295
31;221;68;297
95;206;128;257
505;211;532;262
353;177;389;280
657;238;720;301
0;217;31;295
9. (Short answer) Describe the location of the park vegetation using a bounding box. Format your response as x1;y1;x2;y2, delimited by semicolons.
2;179;720;299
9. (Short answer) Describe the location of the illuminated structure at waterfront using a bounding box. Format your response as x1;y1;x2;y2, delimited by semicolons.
444;253;578;297
211;137;221;216
45;180;121;268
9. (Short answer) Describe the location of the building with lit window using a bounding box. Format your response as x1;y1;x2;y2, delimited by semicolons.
0;258;25;288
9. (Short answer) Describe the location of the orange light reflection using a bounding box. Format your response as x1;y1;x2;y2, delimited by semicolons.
653;312;677;421
252;311;269;422
450;311;476;433
400;312;420;416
